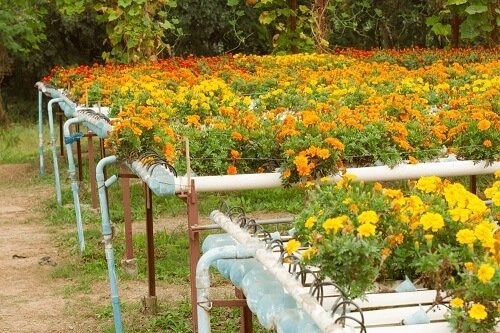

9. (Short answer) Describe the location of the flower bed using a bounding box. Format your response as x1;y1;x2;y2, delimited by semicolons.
290;173;499;333
43;49;499;183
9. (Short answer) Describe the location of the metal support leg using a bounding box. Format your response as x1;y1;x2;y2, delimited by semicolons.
57;111;64;157
144;184;157;314
76;124;83;182
120;166;137;275
235;288;253;333
87;132;98;209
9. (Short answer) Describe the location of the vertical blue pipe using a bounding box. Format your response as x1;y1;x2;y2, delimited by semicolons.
96;155;123;333
63;117;85;253
38;91;44;176
47;98;64;205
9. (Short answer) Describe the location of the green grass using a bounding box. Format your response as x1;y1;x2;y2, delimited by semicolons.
0;123;42;164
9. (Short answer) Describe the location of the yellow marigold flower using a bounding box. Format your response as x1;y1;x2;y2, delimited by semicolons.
464;262;476;272
424;234;434;241
285;239;301;254
477;263;495;283
302;246;318;260
357;223;376;237
383;188;403;198
456;229;476;246
358;210;379;224
416;176;442;193
305;216;317;229
282;169;291;179
495;170;500;178
477;119;491;131
420;212;445;232
320;176;331;183
449;208;471;222
373;182;383;192
323;215;349;234
450;298;464;308
468;303;487;321
317;148;331;159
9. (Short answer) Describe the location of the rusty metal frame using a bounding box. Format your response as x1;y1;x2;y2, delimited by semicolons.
179;180;253;333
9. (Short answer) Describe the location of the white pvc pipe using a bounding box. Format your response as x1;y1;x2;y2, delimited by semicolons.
210;210;349;333
175;160;499;193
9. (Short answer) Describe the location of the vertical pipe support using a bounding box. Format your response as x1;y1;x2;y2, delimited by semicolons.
144;183;157;314
87;132;98;209
47;98;64;205
63;117;86;252
38;91;44;176
96;155;123;333
76;124;83;182
196;246;256;333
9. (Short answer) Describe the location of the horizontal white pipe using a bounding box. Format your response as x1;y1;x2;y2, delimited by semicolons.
210;210;351;333
176;160;499;193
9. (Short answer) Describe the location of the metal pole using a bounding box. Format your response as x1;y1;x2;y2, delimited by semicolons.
470;175;477;194
87;132;98;209
144;184;157;314
38;91;44;176
58;111;65;157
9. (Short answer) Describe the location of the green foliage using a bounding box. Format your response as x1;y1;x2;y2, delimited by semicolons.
0;0;47;61
426;0;499;46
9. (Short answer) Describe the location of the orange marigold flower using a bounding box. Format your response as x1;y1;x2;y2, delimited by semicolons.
483;139;492;148
324;137;345;151
302;110;321;127
282;169;291;178
294;155;311;176
231;131;243;141
408;156;418;164
230;149;241;160
227;165;237;175
477;119;491;131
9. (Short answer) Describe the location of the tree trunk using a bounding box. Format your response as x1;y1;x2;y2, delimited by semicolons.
451;12;461;48
0;88;8;127
288;0;298;53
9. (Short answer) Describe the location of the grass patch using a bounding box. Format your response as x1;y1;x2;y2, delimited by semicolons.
0;123;41;164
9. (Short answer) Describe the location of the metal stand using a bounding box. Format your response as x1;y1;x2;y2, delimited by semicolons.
144;184;157;314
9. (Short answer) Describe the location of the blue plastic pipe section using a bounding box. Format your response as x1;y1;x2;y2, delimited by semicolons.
63;117;86;252
38;91;44;176
96;155;123;333
128;160;176;196
196;245;256;333
47;98;64;205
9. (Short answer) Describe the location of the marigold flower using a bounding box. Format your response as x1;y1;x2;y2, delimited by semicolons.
456;229;476;246
468;303;487;321
450;298;464;308
477;263;495;283
285;239;301;254
357;223;376;237
483;139;492;148
282;169;291;179
323;216;349;234
416;176;442;193
408;156;418;164
358;210;379;224
305;216;317;229
464;262;476;272
227;165;237;175
302;246;318;260
230;149;241;160
477;119;491;131
381;247;391;257
231;131;243;141
420;212;444;232
324;137;345;151
294;155;311;176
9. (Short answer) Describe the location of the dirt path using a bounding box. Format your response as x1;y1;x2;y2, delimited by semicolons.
0;164;75;333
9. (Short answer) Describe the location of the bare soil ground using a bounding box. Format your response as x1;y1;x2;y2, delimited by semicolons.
0;164;72;333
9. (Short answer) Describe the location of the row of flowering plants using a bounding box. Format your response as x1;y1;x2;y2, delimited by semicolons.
44;48;499;183
289;173;499;333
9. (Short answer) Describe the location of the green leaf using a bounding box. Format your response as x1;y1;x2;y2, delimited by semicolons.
227;0;239;6
464;4;487;14
374;8;383;17
107;9;123;21
425;16;440;26
431;22;451;36
118;0;132;8
446;0;467;5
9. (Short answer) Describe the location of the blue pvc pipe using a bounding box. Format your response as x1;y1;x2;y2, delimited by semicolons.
38;91;44;176
63;117;85;253
96;155;123;333
47;98;64;205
